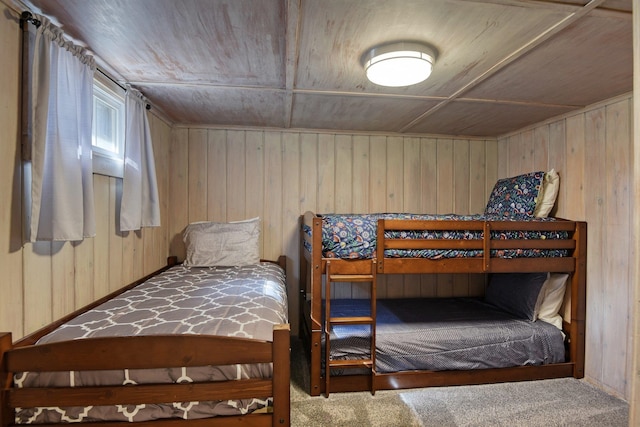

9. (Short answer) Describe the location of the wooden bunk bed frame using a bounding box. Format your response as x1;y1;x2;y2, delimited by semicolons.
300;211;587;397
1;256;291;427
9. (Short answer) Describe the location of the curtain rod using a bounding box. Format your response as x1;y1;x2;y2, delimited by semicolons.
21;11;151;111
100;70;152;111
97;69;151;110
20;11;41;28
98;68;126;91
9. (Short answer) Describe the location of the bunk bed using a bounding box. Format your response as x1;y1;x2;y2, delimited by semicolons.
1;219;291;426
299;171;587;397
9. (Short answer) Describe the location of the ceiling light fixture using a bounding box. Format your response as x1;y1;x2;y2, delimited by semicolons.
362;42;436;87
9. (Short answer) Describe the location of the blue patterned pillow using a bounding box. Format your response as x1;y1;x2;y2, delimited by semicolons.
484;172;544;218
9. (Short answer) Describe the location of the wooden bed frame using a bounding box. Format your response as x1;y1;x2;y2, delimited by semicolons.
300;211;587;397
1;256;290;427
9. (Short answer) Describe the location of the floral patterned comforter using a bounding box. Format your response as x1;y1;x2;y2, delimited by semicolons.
303;213;569;259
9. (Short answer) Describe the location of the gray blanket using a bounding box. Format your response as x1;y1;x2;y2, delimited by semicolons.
327;297;564;374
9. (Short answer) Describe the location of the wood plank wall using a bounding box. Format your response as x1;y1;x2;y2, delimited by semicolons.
168;128;498;336
498;93;634;400
0;4;172;339
632;3;640;423
0;3;24;339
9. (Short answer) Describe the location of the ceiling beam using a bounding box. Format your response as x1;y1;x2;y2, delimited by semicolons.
456;0;630;18
399;0;609;133
284;0;301;128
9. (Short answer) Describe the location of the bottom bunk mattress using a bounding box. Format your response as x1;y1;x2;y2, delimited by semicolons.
326;297;565;374
14;262;288;424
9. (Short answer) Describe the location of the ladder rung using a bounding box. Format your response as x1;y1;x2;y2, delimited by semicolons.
329;316;374;325
328;359;373;369
329;274;374;282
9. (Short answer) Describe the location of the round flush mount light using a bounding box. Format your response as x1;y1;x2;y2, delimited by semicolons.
362;42;436;87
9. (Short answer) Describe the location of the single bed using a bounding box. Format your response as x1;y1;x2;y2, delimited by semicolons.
1;218;291;426
299;170;587;396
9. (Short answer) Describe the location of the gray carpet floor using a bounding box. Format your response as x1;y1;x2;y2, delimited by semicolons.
289;337;629;427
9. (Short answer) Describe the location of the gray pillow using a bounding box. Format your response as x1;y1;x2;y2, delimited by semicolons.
485;272;548;321
183;218;260;267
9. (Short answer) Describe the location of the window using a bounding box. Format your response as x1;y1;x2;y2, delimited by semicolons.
92;75;125;177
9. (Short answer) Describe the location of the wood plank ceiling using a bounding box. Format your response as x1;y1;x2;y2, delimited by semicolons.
23;0;632;137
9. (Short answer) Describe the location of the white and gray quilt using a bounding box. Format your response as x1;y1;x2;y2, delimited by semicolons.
15;262;288;424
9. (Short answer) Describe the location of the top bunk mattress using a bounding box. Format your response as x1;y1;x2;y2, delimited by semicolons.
15;262;288;424
303;213;570;259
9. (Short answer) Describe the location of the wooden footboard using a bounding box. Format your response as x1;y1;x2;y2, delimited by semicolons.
1;324;290;426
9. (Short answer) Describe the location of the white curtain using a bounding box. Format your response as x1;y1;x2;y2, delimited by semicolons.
120;87;160;231
28;15;96;241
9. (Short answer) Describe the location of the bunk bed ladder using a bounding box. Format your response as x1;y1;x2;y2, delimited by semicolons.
324;259;377;397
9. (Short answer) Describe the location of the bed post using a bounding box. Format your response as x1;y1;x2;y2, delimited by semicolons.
299;217;308;345
1;332;13;427
271;324;290;426
310;215;325;396
571;221;587;378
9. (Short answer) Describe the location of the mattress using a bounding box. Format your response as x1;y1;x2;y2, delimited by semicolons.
303;213;569;259
15;262;288;424
325;297;565;374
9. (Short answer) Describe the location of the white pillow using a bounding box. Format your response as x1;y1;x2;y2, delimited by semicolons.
537;272;569;330
183;217;260;267
534;169;560;218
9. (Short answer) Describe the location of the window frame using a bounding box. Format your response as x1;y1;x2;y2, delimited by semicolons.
92;73;125;178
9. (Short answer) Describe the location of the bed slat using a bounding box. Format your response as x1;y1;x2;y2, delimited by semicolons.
382;219;485;231
8;379;272;407
6;335;273;372
488;220;577;232
11;416;273;427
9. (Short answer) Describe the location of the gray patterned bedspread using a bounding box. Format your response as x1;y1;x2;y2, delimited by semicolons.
326;298;565;374
15;262;288;424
